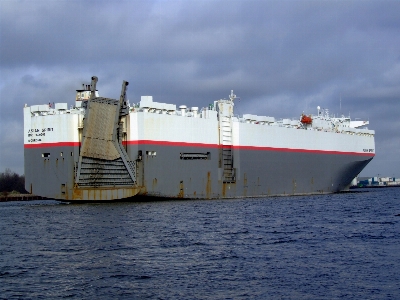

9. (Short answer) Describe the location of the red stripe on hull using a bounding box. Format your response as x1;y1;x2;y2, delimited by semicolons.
231;145;375;157
24;142;80;148
24;140;375;157
124;140;219;148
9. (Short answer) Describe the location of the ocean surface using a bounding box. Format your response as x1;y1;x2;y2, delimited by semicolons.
1;188;399;299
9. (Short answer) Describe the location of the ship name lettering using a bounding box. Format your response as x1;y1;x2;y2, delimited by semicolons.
363;149;374;152
27;127;53;134
26;127;53;140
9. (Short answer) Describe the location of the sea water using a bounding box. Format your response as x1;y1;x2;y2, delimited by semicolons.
1;188;399;299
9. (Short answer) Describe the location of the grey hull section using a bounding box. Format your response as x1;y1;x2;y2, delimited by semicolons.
24;145;139;201
24;146;79;199
24;144;372;200
131;144;372;199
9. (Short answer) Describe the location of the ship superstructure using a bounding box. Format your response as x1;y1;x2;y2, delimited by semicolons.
24;76;375;201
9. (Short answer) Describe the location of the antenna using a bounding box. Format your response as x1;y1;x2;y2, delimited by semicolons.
229;90;237;101
340;93;342;115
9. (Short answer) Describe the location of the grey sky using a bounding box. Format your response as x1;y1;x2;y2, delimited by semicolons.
1;0;399;177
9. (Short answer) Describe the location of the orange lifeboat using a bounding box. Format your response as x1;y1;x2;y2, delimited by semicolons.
301;114;312;124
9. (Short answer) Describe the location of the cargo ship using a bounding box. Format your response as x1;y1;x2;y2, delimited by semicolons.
24;76;375;201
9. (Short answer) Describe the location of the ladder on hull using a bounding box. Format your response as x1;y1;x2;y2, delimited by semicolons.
219;107;235;183
222;148;235;183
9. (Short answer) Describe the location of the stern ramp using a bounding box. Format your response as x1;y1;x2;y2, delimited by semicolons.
74;78;138;200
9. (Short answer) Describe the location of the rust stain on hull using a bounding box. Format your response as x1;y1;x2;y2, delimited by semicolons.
206;172;211;199
152;178;157;190
243;173;247;197
71;187;140;201
177;180;184;198
222;183;226;197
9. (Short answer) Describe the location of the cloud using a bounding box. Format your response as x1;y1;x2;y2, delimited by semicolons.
1;0;399;176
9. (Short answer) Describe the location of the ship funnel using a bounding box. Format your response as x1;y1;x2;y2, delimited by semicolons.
90;76;98;99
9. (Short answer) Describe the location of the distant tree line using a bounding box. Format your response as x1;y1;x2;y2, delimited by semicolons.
0;168;27;195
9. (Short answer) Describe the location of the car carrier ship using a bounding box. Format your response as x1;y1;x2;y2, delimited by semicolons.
24;76;375;201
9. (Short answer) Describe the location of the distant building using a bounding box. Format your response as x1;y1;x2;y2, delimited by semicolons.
354;176;400;187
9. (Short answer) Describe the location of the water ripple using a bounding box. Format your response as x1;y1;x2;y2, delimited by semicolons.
1;188;400;299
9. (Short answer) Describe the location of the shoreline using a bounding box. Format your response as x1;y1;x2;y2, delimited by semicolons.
0;194;48;202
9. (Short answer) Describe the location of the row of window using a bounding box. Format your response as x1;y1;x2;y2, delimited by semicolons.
146;151;211;160
42;152;73;158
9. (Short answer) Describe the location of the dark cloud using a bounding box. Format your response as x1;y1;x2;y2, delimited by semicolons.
1;0;399;176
